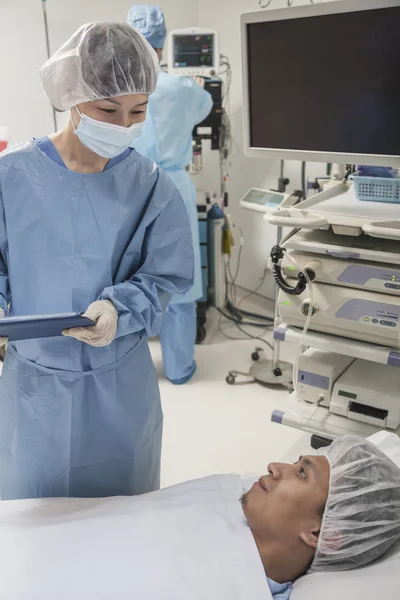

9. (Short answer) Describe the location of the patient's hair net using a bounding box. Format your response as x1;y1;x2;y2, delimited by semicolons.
311;435;400;572
39;22;158;112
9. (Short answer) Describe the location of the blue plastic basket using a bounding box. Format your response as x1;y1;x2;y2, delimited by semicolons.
352;175;400;204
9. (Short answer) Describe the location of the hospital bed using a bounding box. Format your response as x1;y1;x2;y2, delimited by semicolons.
0;431;398;599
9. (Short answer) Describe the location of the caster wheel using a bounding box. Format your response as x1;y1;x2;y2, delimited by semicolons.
226;374;236;385
251;351;260;362
196;325;206;344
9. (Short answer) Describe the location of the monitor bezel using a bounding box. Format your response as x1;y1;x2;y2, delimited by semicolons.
241;0;400;166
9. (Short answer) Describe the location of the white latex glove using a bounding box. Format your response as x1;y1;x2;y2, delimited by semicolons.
63;300;118;347
0;307;7;347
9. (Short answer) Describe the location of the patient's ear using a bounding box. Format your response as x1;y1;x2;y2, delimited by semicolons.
300;529;320;549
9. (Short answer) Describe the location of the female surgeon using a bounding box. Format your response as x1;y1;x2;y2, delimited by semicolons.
0;23;194;500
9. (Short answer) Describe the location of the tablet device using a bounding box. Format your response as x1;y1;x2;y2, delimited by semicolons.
0;313;96;341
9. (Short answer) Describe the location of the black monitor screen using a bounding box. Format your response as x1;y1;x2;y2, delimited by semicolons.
246;6;400;156
174;34;214;68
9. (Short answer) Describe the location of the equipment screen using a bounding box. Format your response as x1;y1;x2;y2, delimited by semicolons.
246;6;400;156
173;34;214;68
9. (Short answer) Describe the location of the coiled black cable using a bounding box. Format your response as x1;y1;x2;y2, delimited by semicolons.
272;263;308;296
270;244;315;296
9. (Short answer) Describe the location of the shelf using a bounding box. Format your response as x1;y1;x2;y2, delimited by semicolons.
271;392;400;440
274;324;400;368
266;181;400;239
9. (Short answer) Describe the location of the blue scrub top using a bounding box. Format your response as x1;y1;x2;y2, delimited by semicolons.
35;137;132;169
267;578;292;600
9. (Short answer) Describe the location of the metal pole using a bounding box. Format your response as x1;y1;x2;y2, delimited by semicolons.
41;0;57;133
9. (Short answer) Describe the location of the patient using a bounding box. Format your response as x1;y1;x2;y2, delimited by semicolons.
3;435;400;600
242;434;400;594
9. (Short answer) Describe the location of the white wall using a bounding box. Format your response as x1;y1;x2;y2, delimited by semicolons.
0;0;199;143
197;0;339;300
0;0;54;143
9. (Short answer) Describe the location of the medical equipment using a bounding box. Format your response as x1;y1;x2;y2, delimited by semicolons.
330;360;400;430
283;229;400;266
259;0;321;7
168;28;220;77
240;188;292;214
243;0;400;167
226;185;303;388
281;253;400;295
207;202;226;310
296;349;354;406
0;313;94;341
192;79;223;154
238;1;400;440
278;281;400;348
270;181;400;239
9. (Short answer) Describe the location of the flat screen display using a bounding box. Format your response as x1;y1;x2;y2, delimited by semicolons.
246;6;400;156
174;34;214;68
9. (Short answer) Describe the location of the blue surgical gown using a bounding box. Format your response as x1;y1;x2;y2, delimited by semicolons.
134;71;213;304
0;140;194;500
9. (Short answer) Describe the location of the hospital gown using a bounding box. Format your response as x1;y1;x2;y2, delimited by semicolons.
134;71;212;382
0;139;194;500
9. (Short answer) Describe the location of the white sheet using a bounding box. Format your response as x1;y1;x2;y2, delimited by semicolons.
0;474;272;600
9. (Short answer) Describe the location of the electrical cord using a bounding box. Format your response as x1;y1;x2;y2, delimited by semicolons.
217;309;274;352
223;222;274;324
218;308;273;329
282;252;315;405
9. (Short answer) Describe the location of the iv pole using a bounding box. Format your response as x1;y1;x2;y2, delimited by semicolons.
41;0;57;133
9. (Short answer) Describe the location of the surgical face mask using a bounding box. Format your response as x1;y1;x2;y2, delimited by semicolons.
72;106;144;159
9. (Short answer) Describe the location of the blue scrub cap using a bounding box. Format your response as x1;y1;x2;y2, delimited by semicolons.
127;4;167;49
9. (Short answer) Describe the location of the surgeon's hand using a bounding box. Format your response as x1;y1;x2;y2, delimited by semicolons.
63;300;118;347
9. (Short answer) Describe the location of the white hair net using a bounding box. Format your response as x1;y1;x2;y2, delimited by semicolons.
311;435;400;572
39;22;159;112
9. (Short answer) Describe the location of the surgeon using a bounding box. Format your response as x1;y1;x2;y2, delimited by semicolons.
0;23;194;500
128;5;213;385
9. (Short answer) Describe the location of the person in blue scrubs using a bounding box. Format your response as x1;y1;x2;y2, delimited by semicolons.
0;22;194;500
128;5;213;384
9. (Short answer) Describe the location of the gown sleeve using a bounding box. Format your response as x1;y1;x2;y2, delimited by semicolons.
99;173;194;340
0;184;10;315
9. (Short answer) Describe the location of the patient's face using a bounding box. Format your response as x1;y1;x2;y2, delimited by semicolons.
242;455;330;550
